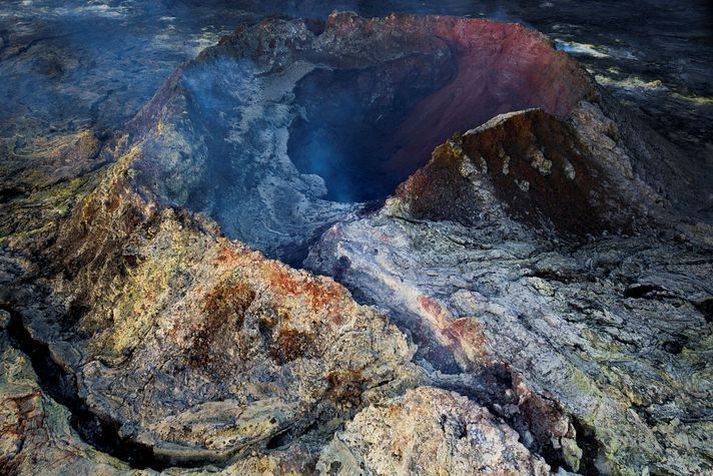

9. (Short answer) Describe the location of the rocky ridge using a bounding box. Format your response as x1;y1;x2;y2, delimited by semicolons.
306;94;712;475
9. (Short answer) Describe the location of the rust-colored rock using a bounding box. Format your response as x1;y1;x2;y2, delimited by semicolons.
12;142;420;467
396;105;661;237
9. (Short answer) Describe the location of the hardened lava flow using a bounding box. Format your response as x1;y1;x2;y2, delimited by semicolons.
0;12;711;476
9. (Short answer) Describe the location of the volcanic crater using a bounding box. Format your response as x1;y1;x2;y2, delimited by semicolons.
1;11;711;476
127;13;595;262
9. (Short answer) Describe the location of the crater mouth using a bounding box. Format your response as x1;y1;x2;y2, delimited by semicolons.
284;18;593;206
287;54;457;203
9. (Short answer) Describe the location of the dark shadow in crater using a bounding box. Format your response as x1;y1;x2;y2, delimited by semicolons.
288;54;457;203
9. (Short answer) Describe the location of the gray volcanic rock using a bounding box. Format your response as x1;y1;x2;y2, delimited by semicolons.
306;101;713;474
316;387;550;475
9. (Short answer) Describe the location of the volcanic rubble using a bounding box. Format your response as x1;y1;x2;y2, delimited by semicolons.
0;12;711;476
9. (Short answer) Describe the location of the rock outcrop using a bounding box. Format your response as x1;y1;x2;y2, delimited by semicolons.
306;101;713;473
7;143;421;467
317;387;550;475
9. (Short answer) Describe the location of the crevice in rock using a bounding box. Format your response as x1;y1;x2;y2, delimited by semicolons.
694;298;713;323
623;283;670;299
4;308;172;471
662;334;688;354
0;185;27;203
431;366;582;473
264;426;295;450
279;220;339;269
631;404;656;427
526;268;596;284
572;416;602;476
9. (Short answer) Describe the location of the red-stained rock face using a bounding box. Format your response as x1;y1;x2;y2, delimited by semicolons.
384;16;595;174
